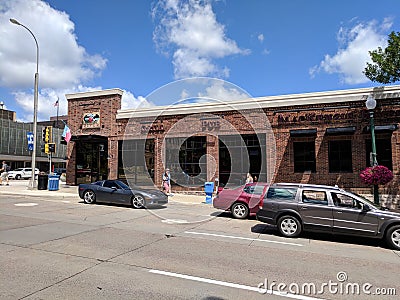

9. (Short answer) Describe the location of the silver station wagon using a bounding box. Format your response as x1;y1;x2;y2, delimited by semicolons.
256;183;400;250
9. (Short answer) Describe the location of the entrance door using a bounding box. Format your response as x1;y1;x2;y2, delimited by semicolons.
76;139;108;184
219;134;266;186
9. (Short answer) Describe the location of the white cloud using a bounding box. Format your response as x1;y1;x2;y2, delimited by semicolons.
152;0;249;79
310;19;391;84
257;33;264;43
198;80;250;101
121;90;154;110
0;0;118;121
12;85;102;122
0;0;107;89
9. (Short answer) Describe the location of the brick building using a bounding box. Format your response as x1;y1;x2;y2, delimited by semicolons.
65;86;400;206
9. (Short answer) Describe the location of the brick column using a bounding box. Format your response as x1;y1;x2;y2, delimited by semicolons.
108;138;118;179
206;134;219;182
154;136;164;188
66;142;76;185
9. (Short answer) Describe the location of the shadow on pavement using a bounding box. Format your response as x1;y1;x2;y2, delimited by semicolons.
251;223;389;249
77;201;168;210
210;211;257;220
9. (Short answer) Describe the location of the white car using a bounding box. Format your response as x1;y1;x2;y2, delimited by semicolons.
8;168;40;180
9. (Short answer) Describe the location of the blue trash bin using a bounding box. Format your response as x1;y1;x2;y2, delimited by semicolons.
48;174;60;191
204;182;214;204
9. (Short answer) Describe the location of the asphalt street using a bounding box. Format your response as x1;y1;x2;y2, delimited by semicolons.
1;191;399;300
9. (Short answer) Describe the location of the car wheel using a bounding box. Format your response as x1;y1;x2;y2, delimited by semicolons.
83;190;96;204
132;194;145;209
15;174;21;180
386;225;400;250
277;215;301;237
231;202;249;219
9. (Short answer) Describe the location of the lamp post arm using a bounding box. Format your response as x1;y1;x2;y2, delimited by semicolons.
369;110;378;166
19;24;39;73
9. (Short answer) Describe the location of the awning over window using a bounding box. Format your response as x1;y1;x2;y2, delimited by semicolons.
289;128;317;137
326;126;356;135
365;124;399;133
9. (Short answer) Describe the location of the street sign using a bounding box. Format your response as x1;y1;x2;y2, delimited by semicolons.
27;132;34;151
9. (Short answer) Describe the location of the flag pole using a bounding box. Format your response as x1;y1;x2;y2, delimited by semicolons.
56;97;59;128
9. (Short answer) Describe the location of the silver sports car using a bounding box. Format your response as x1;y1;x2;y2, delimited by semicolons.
78;180;168;209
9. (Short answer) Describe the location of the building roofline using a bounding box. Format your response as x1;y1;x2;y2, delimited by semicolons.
66;88;124;100
116;85;400;119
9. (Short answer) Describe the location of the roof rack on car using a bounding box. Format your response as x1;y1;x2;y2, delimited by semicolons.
272;182;341;190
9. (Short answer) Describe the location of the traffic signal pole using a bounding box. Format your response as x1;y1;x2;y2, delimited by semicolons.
49;153;52;176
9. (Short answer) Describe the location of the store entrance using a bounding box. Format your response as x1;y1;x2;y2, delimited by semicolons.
75;136;108;184
219;134;266;186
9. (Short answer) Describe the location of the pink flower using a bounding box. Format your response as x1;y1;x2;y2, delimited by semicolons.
360;165;394;185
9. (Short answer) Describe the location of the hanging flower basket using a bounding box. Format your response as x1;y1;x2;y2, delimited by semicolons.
360;165;394;185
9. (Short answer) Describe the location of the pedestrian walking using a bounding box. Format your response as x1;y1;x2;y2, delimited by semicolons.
0;161;10;186
162;168;171;195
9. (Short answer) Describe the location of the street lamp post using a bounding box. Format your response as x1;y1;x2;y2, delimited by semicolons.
10;18;39;189
365;94;379;205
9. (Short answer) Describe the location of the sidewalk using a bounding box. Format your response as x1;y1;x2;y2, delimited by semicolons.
0;180;207;204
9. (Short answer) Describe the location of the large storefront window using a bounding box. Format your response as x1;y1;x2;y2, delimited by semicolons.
118;139;154;185
165;136;207;186
293;141;316;173
219;134;266;186
365;137;393;170
329;140;352;173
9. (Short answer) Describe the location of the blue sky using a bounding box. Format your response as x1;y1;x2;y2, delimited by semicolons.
0;0;399;121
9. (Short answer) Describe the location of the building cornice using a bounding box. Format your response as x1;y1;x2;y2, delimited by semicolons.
66;88;124;100
113;85;399;119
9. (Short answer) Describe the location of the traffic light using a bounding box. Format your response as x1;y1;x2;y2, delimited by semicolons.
46;126;52;143
41;144;46;153
48;143;56;153
42;126;52;143
45;143;49;154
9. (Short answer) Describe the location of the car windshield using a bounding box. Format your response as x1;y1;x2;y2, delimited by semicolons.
14;168;23;171
116;181;131;189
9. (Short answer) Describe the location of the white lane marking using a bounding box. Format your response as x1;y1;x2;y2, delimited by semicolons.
162;219;189;224
14;203;38;207
149;269;325;300
184;231;303;247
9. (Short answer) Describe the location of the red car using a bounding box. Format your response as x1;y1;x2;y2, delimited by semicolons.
213;183;269;219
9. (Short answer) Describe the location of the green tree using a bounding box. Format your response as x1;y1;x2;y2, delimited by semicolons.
364;31;400;84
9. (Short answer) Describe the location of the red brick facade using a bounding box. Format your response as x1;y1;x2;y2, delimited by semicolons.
66;87;400;207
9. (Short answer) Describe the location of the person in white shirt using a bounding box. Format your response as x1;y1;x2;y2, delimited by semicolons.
0;161;10;185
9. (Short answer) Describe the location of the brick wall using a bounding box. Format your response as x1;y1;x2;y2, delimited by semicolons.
66;91;122;185
66;90;400;207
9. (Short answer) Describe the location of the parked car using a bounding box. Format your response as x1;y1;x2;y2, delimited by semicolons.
8;168;39;180
78;180;168;209
256;183;400;250
213;182;269;219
